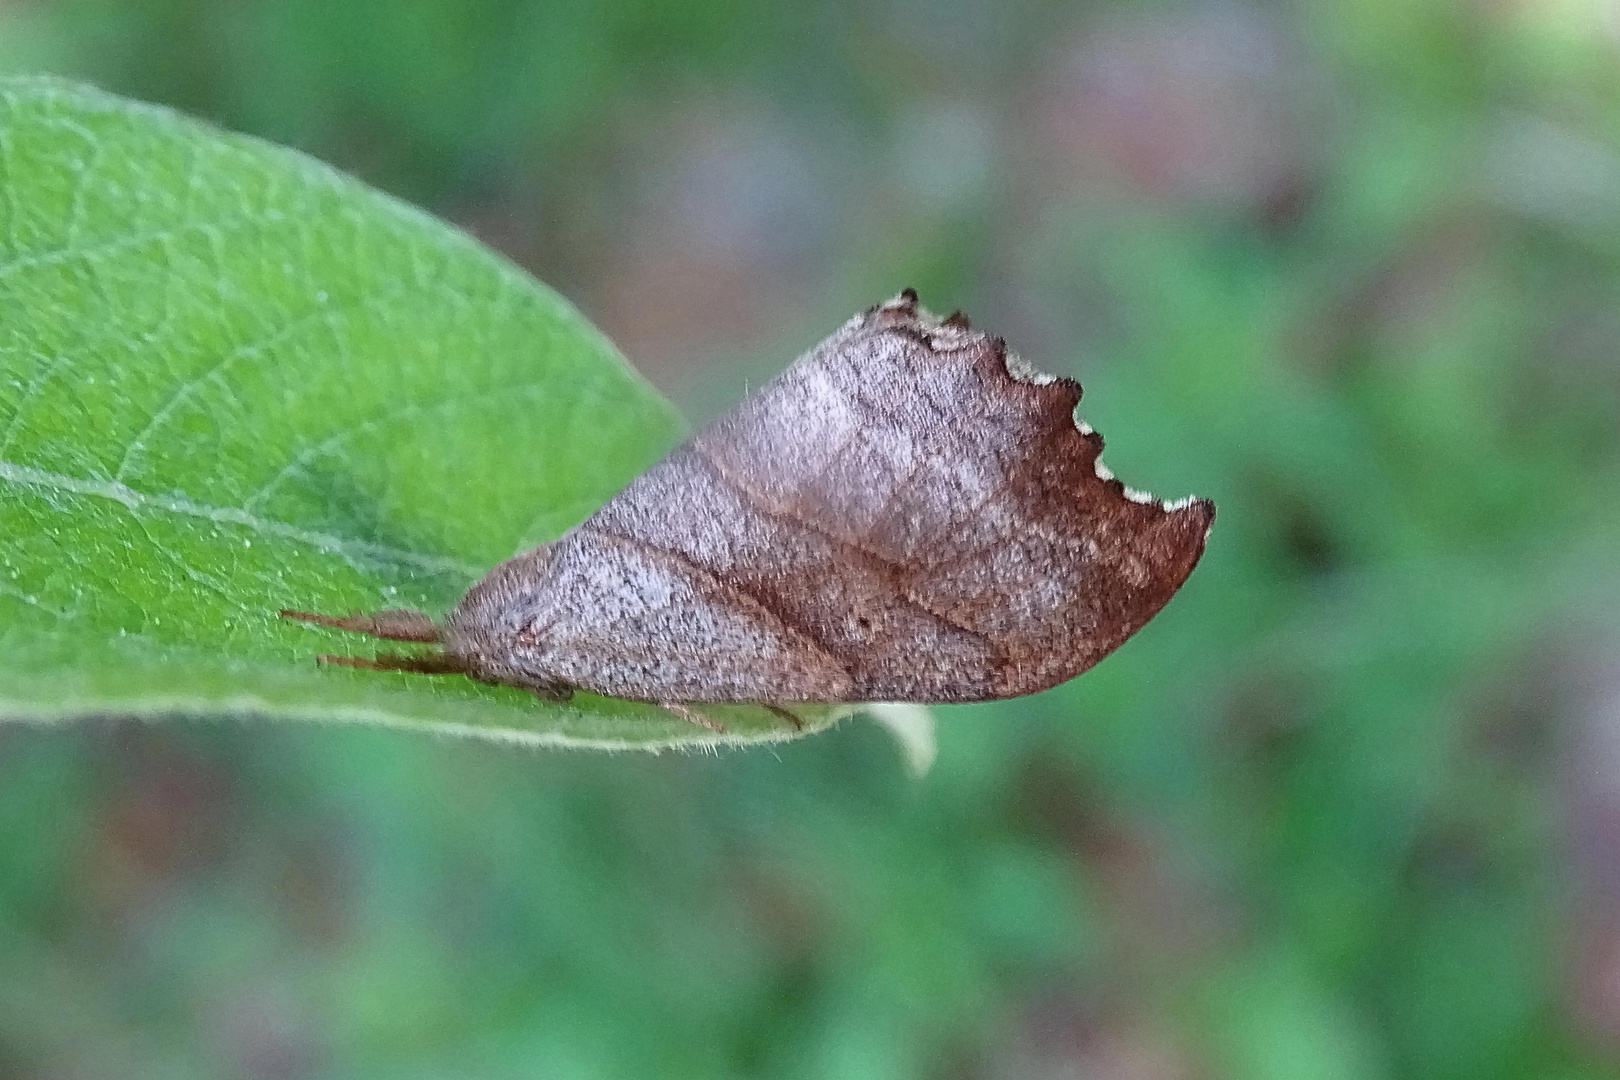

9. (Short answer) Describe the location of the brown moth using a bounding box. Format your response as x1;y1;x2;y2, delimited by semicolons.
283;290;1214;730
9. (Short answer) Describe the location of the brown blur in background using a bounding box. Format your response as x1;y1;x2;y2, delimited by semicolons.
3;1;1620;1077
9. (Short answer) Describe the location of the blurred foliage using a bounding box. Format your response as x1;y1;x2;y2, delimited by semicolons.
2;0;1620;1078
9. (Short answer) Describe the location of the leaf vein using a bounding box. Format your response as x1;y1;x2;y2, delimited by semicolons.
112;289;393;482
240;379;556;512
0;458;481;578
0;207;282;279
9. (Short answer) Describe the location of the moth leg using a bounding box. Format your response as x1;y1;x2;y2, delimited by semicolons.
763;704;805;731
281;608;440;642
658;701;728;734
317;652;468;675
510;679;574;703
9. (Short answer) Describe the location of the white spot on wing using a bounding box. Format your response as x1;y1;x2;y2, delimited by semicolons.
1002;348;1056;386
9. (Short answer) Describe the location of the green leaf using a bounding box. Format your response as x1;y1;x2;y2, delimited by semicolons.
0;76;849;748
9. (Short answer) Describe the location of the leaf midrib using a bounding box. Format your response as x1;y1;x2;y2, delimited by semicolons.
0;458;482;576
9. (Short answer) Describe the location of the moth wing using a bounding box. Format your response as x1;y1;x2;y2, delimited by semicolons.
536;293;1211;703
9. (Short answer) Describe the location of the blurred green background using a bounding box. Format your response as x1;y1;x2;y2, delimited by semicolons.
4;1;1620;1077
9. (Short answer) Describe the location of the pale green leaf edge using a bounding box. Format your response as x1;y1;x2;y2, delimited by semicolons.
0;695;860;754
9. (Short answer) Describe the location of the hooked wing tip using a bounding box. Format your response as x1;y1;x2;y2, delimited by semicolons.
1176;496;1217;545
